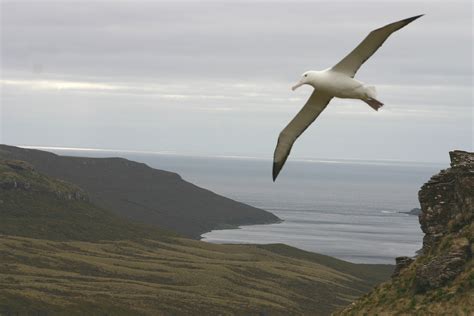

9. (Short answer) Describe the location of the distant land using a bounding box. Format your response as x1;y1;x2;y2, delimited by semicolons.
0;145;280;238
20;144;437;264
400;207;422;216
0;156;393;315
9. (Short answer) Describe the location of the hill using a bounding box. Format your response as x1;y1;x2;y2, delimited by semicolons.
0;159;174;241
0;158;393;315
0;145;279;238
337;150;473;315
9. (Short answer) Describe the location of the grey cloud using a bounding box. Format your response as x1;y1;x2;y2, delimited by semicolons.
2;1;471;82
1;0;472;162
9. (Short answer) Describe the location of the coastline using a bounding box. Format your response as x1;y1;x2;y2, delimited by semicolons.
199;217;284;239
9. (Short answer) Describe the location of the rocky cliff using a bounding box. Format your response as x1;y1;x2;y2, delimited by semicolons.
337;150;473;315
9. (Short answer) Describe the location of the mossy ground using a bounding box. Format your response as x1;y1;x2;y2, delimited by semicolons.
0;236;393;315
336;222;474;316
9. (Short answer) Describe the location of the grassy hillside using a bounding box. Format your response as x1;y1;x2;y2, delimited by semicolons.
0;236;393;316
0;145;279;238
336;228;473;315
337;250;473;315
0;159;174;241
0;158;393;315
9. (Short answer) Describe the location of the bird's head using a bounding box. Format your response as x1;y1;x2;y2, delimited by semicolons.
292;71;313;91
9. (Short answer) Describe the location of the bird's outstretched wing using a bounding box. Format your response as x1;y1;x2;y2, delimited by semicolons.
273;91;333;181
331;15;423;78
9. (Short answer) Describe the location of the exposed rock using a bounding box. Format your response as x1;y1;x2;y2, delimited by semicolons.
392;256;414;277
5;161;35;171
414;238;470;292
0;159;88;202
418;150;473;252
412;150;473;293
450;150;474;168
0;179;31;191
54;189;88;201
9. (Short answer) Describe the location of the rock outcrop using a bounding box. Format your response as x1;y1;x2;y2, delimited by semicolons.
414;150;473;293
418;151;473;253
392;256;414;277
337;150;473;315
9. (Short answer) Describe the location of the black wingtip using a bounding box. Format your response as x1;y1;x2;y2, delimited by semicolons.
405;14;424;23
272;162;280;182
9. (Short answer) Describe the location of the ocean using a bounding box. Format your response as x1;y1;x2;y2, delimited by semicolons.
37;147;445;264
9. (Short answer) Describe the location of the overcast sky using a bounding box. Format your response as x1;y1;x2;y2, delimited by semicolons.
1;0;472;163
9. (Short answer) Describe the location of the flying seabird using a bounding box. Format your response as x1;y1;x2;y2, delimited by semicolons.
272;15;423;181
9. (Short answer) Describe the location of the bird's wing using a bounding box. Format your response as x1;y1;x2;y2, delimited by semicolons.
331;15;423;78
273;91;333;181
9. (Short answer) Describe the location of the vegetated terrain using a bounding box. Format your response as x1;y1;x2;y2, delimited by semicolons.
0;236;393;316
0;158;393;315
0;159;175;241
0;145;279;238
337;151;474;315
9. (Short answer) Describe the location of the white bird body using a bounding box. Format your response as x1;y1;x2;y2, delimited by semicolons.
302;70;373;100
272;15;423;181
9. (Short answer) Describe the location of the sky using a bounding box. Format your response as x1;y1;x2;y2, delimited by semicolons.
1;0;472;163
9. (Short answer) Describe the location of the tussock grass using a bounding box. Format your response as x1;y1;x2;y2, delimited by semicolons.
0;236;392;315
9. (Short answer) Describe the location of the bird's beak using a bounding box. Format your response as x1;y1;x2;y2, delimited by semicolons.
291;81;304;91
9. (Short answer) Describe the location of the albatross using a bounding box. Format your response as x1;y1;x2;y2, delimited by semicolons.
272;15;423;181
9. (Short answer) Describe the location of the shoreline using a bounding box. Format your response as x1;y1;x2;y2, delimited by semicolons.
199;217;284;239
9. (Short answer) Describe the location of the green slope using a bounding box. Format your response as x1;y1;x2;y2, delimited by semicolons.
0;159;174;241
0;236;394;316
0;158;393;315
0;145;279;238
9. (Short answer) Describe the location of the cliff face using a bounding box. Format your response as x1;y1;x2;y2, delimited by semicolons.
414;151;473;293
338;150;473;315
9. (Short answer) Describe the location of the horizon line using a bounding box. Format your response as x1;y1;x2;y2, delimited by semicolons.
11;144;448;167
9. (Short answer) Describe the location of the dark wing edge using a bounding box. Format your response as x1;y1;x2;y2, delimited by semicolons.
272;91;333;181
331;14;424;77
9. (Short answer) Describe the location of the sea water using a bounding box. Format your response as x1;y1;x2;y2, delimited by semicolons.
40;147;444;264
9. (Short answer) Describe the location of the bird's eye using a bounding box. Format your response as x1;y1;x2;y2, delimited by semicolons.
304;74;307;77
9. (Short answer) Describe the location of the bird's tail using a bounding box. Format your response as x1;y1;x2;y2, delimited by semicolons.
363;85;383;111
364;98;384;111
